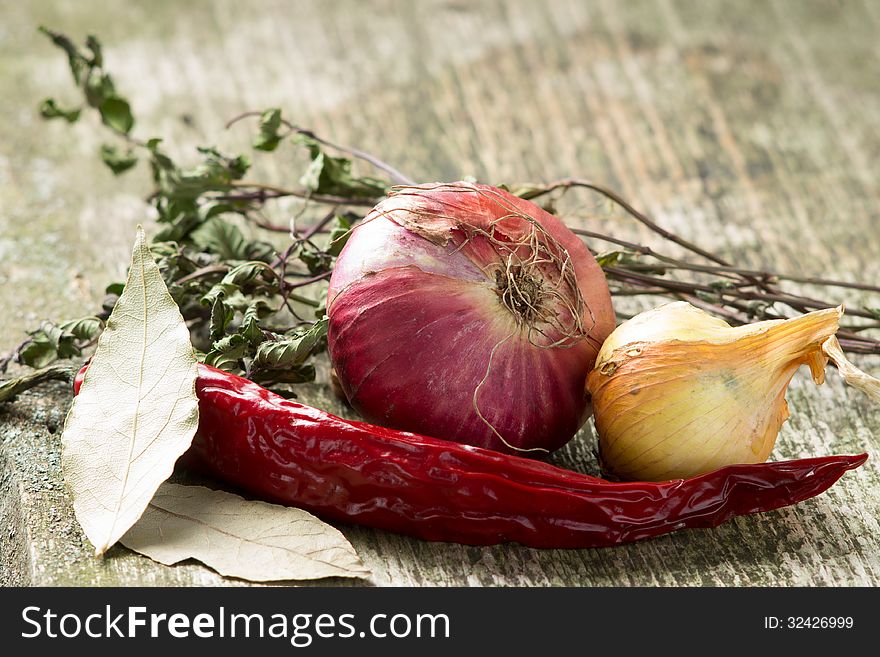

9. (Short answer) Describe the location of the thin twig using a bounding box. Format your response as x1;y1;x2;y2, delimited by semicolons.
175;264;229;285
539;178;805;309
576;227;880;294
284;271;332;288
245;214;292;233
300;209;340;241
605;266;880;338
534;178;729;265
216;182;377;207
226;110;415;185
0;363;77;402
544;180;879;352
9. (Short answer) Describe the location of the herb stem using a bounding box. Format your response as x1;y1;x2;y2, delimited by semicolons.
226;111;415;185
219;182;377;207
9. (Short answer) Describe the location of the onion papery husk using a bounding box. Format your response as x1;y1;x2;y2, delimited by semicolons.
328;182;615;455
587;303;845;481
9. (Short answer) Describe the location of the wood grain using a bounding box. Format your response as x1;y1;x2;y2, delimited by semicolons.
1;0;877;586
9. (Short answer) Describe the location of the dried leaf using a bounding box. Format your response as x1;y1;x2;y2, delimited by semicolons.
253;107;283;151
62;226;199;555
39;98;81;123
294;133;387;198
38;26;89;84
18;336;60;368
121;483;370;581
191;217;251;260
100;143;138;175
254;318;327;370
99;95;134;134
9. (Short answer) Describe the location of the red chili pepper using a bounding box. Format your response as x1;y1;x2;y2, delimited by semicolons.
75;364;867;548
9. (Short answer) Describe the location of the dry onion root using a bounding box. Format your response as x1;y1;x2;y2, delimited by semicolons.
587;302;878;481
822;335;880;404
327;182;615;455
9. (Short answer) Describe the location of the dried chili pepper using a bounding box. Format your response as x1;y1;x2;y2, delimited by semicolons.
75;364;867;548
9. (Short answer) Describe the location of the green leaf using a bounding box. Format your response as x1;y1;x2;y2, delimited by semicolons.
203;352;244;373
85;72;116;108
240;304;267;347
595;251;623;267
106;282;125;295
200;282;239;307
253;318;327;370
147;138;176;172
32;321;79;359
204;333;249;371
208;333;246;355
59;316;104;341
326;214;354;257
39;26;89;85
159;147;250;200
294;134;386;198
18;338;59;369
253;108;282;152
298;243;332;275
253;339;310;369
200;201;238;222
151;196;204;242
221;261;275;287
203;298;272;369
868;308;880;321
209;297;235;341
148;241;182;260
146;143;255;243
85;35;103;67
100;143;138;174
242;300;271;326
191;217;251;261
196;146;250;180
17;314;100;368
39;98;81;123
99;95;134;134
508;185;546;200
251;364;316;386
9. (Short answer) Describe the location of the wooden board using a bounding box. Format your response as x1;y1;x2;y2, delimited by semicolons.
1;0;878;586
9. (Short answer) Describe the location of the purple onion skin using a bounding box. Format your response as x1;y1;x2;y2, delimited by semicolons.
327;182;615;455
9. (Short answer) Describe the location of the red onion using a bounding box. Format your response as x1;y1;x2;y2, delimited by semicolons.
327;182;615;455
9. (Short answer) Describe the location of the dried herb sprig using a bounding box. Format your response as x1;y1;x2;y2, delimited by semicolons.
10;29;398;395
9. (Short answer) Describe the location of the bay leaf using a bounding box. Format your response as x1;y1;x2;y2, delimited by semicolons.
62;226;199;555
121;483;370;581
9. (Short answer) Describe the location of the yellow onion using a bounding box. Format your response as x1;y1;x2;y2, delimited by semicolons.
586;302;878;481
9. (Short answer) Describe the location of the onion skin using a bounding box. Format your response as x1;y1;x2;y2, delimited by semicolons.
327;182;614;454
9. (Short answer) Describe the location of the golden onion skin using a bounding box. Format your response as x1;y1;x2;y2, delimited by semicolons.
587;303;842;481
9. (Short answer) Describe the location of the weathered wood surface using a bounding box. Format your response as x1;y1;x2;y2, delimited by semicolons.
1;0;878;586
